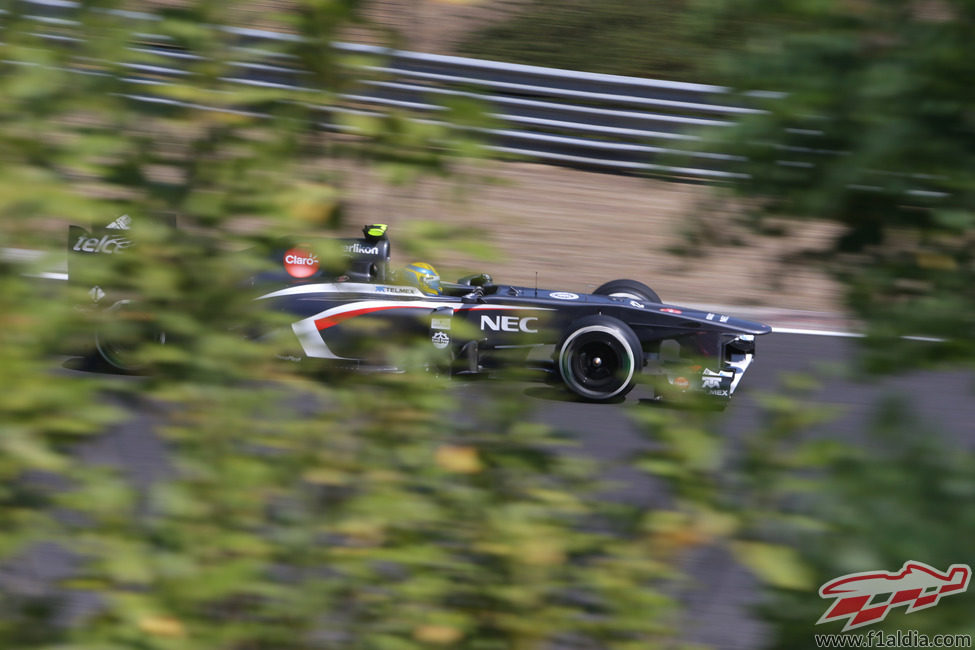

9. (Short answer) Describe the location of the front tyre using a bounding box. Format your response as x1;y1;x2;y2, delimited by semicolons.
557;315;643;402
593;279;661;304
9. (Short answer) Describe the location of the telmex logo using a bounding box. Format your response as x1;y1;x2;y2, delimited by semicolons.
480;314;539;334
817;561;971;631
72;234;132;254
284;247;320;279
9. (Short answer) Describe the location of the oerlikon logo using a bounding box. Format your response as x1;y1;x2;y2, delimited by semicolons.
817;561;970;631
284;247;319;279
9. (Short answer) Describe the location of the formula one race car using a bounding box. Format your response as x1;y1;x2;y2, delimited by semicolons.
69;219;771;405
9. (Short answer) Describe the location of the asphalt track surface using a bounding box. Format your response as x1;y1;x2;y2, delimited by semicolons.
28;332;975;648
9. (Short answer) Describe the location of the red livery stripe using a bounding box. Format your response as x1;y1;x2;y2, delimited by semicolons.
315;304;543;330
315;305;415;330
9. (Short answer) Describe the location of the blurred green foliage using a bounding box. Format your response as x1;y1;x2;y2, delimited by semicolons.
0;1;700;648
689;0;975;369
632;372;975;646
733;390;975;647
685;0;975;643
5;0;975;648
464;0;975;368
462;0;975;643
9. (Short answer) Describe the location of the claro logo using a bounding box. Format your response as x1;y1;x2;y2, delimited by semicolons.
480;314;539;334
72;234;132;254
284;247;320;279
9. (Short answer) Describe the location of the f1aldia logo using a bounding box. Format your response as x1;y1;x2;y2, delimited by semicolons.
284;247;319;279
817;561;971;631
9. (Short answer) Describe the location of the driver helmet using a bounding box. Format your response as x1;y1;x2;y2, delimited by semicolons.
402;262;442;296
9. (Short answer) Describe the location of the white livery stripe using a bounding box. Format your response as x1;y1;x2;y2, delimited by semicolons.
292;316;340;359
257;282;559;310
256;282;426;300
465;304;552;311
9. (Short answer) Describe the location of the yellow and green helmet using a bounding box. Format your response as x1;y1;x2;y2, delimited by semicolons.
402;262;442;296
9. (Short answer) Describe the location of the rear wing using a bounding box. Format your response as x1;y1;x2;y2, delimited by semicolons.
69;217;394;296
67;215;138;304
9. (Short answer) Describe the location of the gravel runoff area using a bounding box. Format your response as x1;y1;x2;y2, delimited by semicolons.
334;159;845;316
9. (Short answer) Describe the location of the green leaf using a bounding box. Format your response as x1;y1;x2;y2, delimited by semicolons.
732;541;814;590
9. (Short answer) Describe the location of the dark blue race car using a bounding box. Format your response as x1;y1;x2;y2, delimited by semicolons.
70;221;770;404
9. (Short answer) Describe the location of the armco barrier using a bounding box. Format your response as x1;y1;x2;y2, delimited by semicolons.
6;0;771;180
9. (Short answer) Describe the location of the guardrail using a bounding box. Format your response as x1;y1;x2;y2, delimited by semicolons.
2;0;771;181
331;42;761;179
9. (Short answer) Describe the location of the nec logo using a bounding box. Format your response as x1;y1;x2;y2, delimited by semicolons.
480;314;539;334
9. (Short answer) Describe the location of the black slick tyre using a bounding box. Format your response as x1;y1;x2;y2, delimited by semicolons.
557;315;643;402
94;300;165;372
593;279;661;304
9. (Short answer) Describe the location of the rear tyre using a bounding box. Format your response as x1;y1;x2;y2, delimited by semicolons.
557;315;643;402
593;279;660;304
94;300;165;372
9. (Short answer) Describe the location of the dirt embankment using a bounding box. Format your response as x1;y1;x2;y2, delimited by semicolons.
344;0;528;53
336;160;843;313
